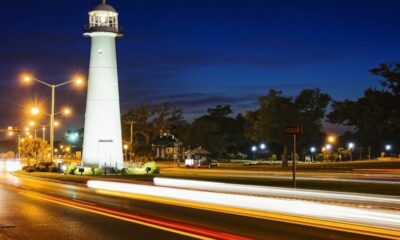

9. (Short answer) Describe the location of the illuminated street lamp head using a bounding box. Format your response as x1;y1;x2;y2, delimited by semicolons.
21;73;32;83
25;127;30;132
385;144;392;151
54;121;60;127
30;107;40;116
327;135;336;144
28;120;35;127
251;146;257;152
348;142;355;150
310;147;316;153
260;143;266;150
123;144;128;150
325;144;332;150
63;108;72;116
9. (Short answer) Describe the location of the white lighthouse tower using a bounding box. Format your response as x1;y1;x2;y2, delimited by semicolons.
82;0;123;168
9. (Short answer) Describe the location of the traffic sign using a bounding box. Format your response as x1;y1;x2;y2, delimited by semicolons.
286;125;303;135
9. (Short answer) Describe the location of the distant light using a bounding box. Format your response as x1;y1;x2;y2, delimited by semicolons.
123;144;129;150
251;146;257;152
310;147;316;153
325;144;332;150
31;107;40;115
22;74;32;82
28;120;35;127
68;132;79;142
348;142;355;150
63;108;71;116
327;135;336;144
260;143;266;150
385;145;392;151
54;121;60;127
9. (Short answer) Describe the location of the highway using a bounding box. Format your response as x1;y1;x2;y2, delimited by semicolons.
0;160;396;240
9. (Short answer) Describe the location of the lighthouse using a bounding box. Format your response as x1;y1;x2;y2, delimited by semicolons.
82;0;123;168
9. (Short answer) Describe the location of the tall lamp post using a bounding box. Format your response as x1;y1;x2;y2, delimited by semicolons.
348;142;355;161
251;146;257;160
22;74;82;162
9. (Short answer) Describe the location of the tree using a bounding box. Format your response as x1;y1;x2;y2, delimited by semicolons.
328;62;400;155
121;103;188;159
246;89;331;167
186;105;248;158
19;139;50;166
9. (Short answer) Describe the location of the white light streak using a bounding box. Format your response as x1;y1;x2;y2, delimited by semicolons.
88;180;400;229
154;177;400;205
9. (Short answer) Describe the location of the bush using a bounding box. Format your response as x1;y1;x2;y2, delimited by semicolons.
49;166;59;173
122;161;159;175
23;166;37;173
92;168;102;176
64;163;77;175
38;166;48;172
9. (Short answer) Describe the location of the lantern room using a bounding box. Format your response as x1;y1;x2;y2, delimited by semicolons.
84;0;121;34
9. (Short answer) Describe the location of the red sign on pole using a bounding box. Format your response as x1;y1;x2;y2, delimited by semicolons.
285;125;303;135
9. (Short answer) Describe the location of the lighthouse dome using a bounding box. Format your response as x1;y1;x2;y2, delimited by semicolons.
91;1;117;13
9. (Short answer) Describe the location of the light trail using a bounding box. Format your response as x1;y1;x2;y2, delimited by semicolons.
1;184;249;240
154;177;400;206
88;180;400;239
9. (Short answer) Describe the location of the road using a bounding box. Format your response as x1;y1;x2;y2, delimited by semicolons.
0;160;394;240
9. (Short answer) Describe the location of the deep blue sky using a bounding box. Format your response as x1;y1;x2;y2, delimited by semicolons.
0;0;399;132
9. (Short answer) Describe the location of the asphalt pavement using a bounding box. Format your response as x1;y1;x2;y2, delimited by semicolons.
0;160;391;240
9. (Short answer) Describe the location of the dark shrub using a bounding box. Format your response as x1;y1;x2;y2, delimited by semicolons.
24;166;37;173
49;166;58;173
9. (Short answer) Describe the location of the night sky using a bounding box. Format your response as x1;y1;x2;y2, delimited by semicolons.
1;0;400;134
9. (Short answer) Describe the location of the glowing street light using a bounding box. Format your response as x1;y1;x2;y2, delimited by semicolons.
325;144;332;150
251;145;257;160
310;147;316;153
385;145;392;151
327;135;336;144
123;144;129;161
348;142;355;161
260;143;266;150
20;72;84;162
62;108;71;116
30;107;40;116
28;120;35;127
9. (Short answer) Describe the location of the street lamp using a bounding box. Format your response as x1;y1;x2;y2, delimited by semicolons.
327;135;336;144
310;146;316;162
251;145;257;160
385;145;392;157
385;144;392;151
348;142;355;161
260;143;266;150
123;144;129;162
22;73;83;162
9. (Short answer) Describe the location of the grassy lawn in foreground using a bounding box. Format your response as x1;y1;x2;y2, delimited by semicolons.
215;159;400;172
14;170;400;196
